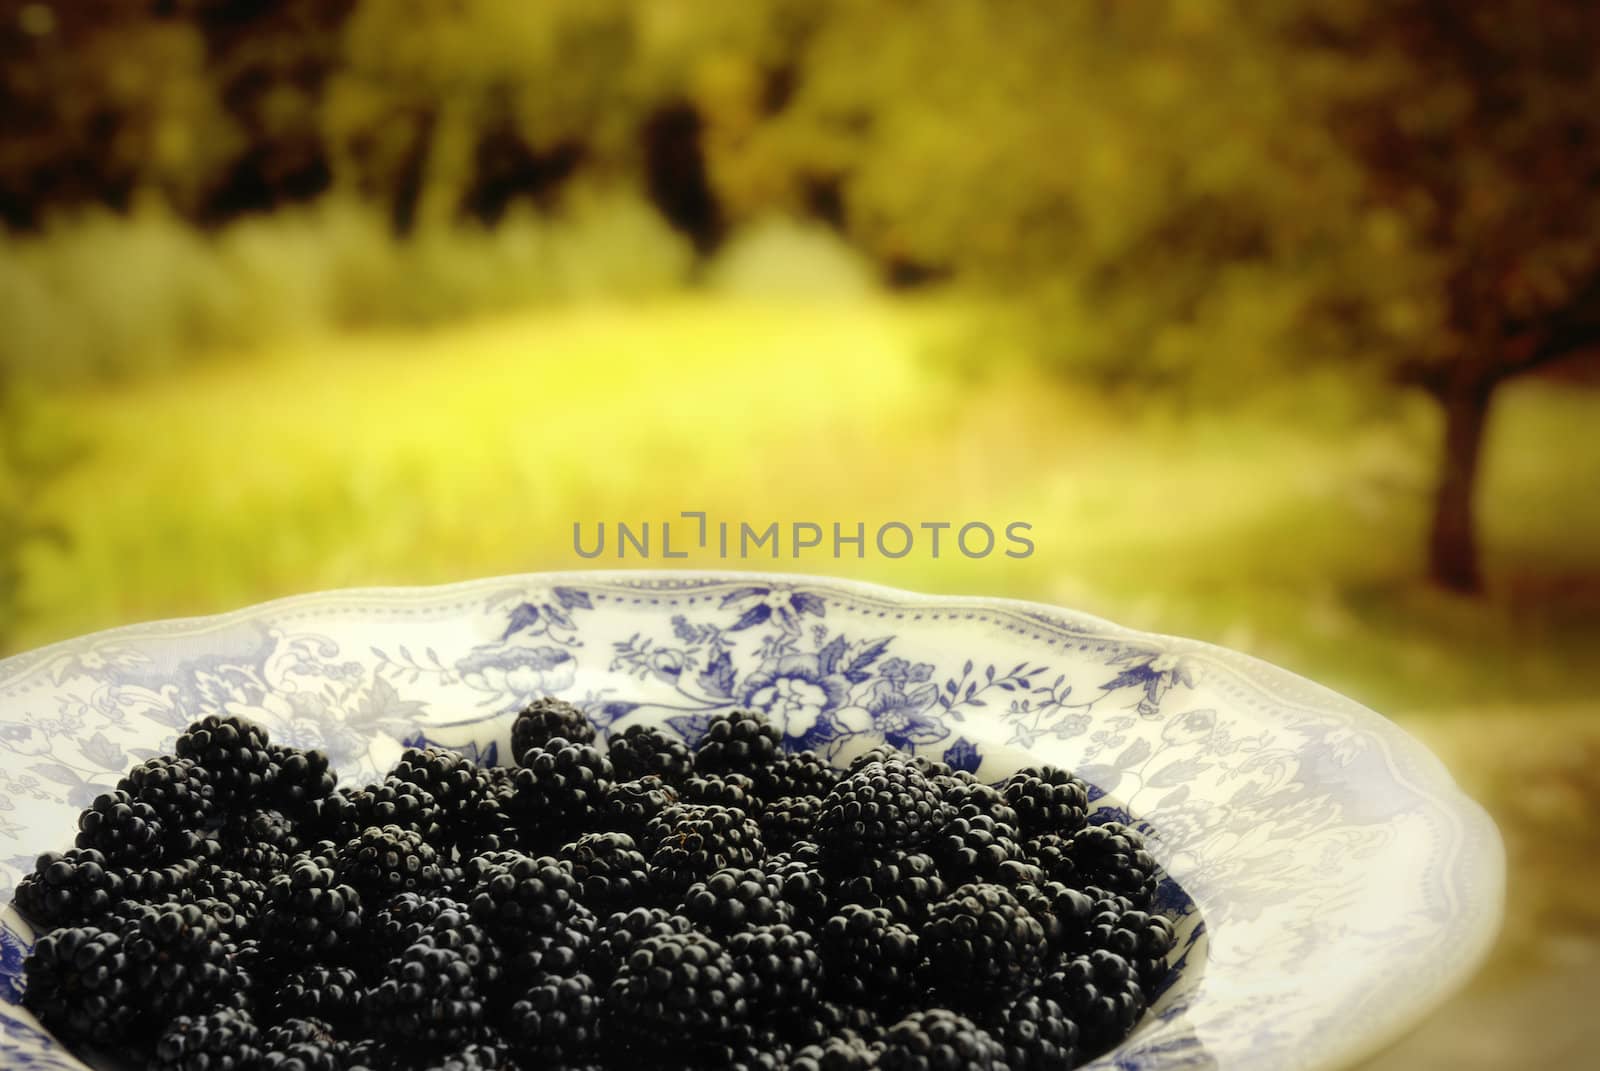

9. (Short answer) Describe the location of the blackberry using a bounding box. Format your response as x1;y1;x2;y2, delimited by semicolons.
259;857;364;961
13;848;123;928
751;750;839;803
829;848;946;924
1001;767;1089;838
222;808;300;881
274;965;364;1023
726;924;823;1010
175;715;277;807
344;780;445;841
815;759;947;852
1062;822;1160;909
120;901;233;1018
367;893;504;990
921;883;1046;1003
117;755;217;833
335;824;443;900
927;813;1028;886
644;804;765;896
1011;881;1096;952
769;851;830;927
270;745;338;814
983;993;1076;1071
878;1009;1006;1071
22;924;139;1043
788;1035;881;1071
603;931;748;1050
1023;833;1072;883
364;942;485;1045
935;777;1022;836
559;832;651;913
261;1018;345;1071
758;794;824;854
152;1007;262;1071
606;723;693;783
586;907;692;982
818;905;920;1009
466;852;581;940
679;867;793;932
508;973;600;1065
693;709;782;777
603;776;678;838
679;772;764;816
451;766;521;855
390;747;488;822
509;738;615;834
183;865;268;920
1079;900;1177;992
418;1041;511;1071
74;790;165;867
512;696;596;757
1041;950;1146;1057
504;905;595;982
118;855;206;906
849;746;952;780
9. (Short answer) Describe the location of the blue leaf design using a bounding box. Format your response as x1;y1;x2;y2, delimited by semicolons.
943;737;982;774
697;651;737;698
843;637;891;677
666;714;717;748
401;730;427;750
728;604;772;631
792;592;826;617
501;602;542;641
816;634;847;674
593;701;640;727
544;603;575;630
720;586;770;607
553;586;592;610
1100;664;1158;692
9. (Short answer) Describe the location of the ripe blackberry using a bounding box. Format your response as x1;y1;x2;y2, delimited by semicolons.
466;852;583;947
259;857;364;961
983;993;1076;1071
752;749;839;803
693;709;782;777
606;723;693;783
758;794;824;854
22;924;138;1043
509;738;615;834
788;1035;881;1071
261;1018;345;1071
119;855;206;906
120;901;233;1018
586;907;693;982
183;865;268;920
935;776;1022;836
1001;767;1089;838
847;745;951;779
451;766;521;855
13;848;123;927
603;776;678;838
1023;833;1072;882
175;715;277;807
559;832;651;913
273;965;364;1023
679;867;793;932
679;772;764;816
117;755;217;833
603;931;748;1050
390;746;488;822
152;1007;262;1071
350;779;445;840
416;1041;511;1071
335;824;443;900
1010;881;1096;951
818;905;920;1009
1041;950;1146;1057
222;808;300;881
727;924;823;1010
878;1009;1006;1071
828;849;946;924
815;758;947;852
364;942;485;1045
768;851;830;927
1079;901;1177;992
368;893;504;990
270;745;338;814
74;790;165;867
512;696;596;757
1062;822;1160;909
644;804;765;896
505;905;595;982
508;973;600;1065
927;813;1028;886
921;883;1047;1003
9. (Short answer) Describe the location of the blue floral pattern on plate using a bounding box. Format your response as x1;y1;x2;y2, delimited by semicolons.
0;572;1502;1070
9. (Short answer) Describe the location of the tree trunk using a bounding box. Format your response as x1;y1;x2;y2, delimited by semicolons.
1427;377;1494;593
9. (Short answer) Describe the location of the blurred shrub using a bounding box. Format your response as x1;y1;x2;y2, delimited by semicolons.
0;185;691;383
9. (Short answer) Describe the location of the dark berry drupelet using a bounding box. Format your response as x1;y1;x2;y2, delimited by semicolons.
815;758;948;853
1062;821;1160;910
13;848;123;928
509;738;615;835
606;723;693;783
74;790;165;867
335;824;443;900
752;749;839;803
175;715;277;807
726;924;823;1011
269;745;338;814
877;1009;1006;1071
603;931;749;1051
768;850;831;927
693;709;782;777
983;993;1076;1071
348;779;445;841
1001;766;1090;838
827;848;946;924
183;864;268;921
414;1040;511;1071
603;776;679;839
1010;880;1097;952
644;804;765;896
504;904;596;982
788;1034;881;1071
390;746;488;822
22;924;139;1044
261;1017;345;1071
679;867;794;932
512;696;596;757
757;794;823;855
117;755;217;834
364;941;485;1045
273;965;365;1023
465;851;582;940
221;808;300;882
367;893;475;958
586;907;693;982
818;905;921;1009
920;883;1047;1003
508;973;600;1065
679;772;765;816
935;776;1023;836
1078;899;1178;992
151;1006;262;1071
120;901;234;1019
559;831;652;913
259;857;364;961
847;745;951;779
927;813;1028;886
1041;950;1146;1058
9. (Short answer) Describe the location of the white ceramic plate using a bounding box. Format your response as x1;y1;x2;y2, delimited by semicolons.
0;572;1502;1069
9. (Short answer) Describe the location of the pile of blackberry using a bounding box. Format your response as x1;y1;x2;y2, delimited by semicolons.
14;700;1181;1070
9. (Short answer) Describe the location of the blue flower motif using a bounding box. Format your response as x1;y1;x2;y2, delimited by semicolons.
830;678;946;751
0;923;26;1005
455;644;576;702
740;653;850;741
